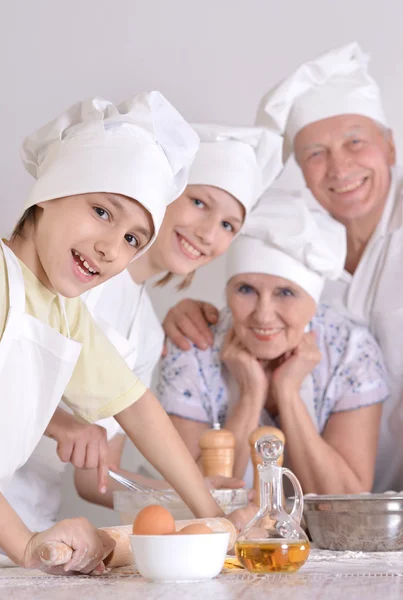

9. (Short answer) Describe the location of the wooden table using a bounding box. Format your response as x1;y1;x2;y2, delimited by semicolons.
1;549;402;599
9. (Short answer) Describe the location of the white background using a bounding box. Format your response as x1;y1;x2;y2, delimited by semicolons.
1;0;402;526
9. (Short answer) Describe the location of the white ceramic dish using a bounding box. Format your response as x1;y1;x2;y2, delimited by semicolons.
130;532;230;582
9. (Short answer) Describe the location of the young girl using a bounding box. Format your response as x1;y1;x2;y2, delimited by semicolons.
0;92;250;575
5;124;282;528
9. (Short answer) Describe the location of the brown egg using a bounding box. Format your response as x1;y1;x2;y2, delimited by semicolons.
177;524;213;535
133;505;176;535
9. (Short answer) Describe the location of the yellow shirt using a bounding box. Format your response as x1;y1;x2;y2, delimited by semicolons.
0;247;147;422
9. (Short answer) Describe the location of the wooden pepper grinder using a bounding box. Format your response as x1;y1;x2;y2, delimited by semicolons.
199;425;236;477
249;426;286;499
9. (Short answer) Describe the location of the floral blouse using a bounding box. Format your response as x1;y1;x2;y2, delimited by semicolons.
158;303;390;434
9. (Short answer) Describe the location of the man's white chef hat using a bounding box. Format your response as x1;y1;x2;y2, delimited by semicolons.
188;124;283;213
226;189;346;302
256;42;387;160
21;92;200;251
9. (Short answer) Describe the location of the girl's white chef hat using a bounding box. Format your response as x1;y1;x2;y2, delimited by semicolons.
21;92;200;250
226;188;346;302
188;124;283;213
256;42;387;160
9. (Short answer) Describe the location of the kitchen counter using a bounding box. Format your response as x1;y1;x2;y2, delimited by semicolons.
1;549;402;599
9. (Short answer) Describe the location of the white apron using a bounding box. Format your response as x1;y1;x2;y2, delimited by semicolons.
0;242;82;493
83;273;164;479
322;173;403;492
4;270;163;530
4;417;121;532
83;271;164;386
83;277;141;373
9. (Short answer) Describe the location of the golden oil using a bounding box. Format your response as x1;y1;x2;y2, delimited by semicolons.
235;539;310;573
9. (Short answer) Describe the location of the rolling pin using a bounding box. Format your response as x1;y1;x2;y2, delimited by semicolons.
39;517;237;569
248;426;285;499
199;426;236;477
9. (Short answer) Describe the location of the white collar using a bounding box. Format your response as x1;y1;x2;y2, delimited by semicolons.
372;167;403;238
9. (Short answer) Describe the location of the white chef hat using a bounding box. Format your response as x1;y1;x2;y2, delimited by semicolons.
187;124;283;213
21;92;200;251
256;42;387;160
226;189;346;302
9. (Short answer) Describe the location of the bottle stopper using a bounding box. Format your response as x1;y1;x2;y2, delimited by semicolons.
249;426;285;498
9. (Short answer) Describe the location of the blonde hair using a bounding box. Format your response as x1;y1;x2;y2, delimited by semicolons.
154;271;195;291
11;207;36;239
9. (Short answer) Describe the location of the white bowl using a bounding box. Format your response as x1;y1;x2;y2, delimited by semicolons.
130;532;230;582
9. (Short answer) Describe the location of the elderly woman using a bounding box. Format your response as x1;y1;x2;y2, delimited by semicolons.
158;191;389;495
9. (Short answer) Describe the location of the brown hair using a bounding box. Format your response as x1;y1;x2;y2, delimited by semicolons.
11;206;36;240
154;271;195;291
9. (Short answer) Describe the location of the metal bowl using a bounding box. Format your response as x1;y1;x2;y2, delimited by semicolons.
304;493;403;551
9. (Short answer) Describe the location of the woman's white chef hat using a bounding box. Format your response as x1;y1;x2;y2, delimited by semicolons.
226;189;346;302
188;124;283;213
256;42;387;161
21;92;200;251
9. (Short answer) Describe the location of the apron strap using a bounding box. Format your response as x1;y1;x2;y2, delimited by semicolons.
125;281;145;338
0;241;26;313
81;283;105;314
58;295;71;339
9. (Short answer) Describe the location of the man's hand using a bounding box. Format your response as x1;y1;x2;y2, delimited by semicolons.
24;518;115;575
45;408;109;494
162;299;219;352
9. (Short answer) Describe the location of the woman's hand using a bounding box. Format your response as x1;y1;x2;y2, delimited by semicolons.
271;331;322;400
220;329;270;404
23;518;116;575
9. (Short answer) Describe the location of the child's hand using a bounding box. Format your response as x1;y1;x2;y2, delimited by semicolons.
225;504;259;532
205;475;255;502
163;299;218;351
24;518;116;575
205;475;245;490
45;408;109;493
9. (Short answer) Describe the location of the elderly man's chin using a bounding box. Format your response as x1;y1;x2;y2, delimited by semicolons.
322;184;378;221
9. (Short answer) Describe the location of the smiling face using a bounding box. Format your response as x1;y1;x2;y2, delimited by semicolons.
294;114;395;223
32;192;153;297
146;184;245;275
226;273;316;359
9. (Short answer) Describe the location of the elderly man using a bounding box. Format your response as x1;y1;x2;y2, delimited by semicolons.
162;42;403;493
